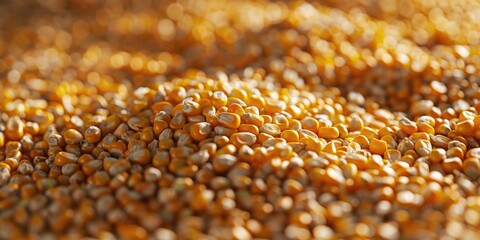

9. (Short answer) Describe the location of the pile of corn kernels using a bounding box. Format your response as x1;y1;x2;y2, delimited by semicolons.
1;0;480;239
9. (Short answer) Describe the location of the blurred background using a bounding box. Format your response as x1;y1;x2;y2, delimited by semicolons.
1;0;480;116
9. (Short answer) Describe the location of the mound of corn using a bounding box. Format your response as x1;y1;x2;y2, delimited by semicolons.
1;0;480;239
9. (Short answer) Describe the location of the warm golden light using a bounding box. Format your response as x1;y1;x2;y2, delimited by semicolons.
1;0;480;239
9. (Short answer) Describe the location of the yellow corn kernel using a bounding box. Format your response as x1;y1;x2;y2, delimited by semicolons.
353;135;369;149
360;127;377;140
190;122;212;142
238;124;260;135
459;111;476;121
230;132;257;148
335;150;348;159
258;133;274;144
259;123;281;137
216;144;237;155
443;157;463;173
227;103;245;117
24;122;40;136
0;132;4;148
331;114;346;125
414;139;432;157
301;137;324;154
399;117;418;135
218;112;241;129
244;106;259;115
323;141;337;154
253;147;268;168
385;149;401;162
64;129;83;145
216;106;228;114
247;95;266;109
380;135;397;149
301;117;319;132
54;152;78;166
271;142;293;158
289;119;302;131
368;154;384;169
446;147;464;159
430;148;446;163
238;145;254;163
281;130;300;142
181;98;201;116
172;104;184;116
417;122;435;135
211;91;228;109
261;115;273;124
273;114;289;131
348;141;361;152
392;161;410;175
474;115;480;127
317;118;332;128
5;116;25;141
242;113;264;127
230;88;247;101
466;148;480;158
404;149;419;160
348;116;364;132
369;120;386;130
324;168;345;186
262;138;287;148
298;129;319;139
369;138;387;155
456;120;475;137
317;127;339;139
334;124;348;139
0;162;12;172
227;97;247;107
264;100;286;115
417;116;435;126
170;113;186;129
153;120;169;136
286;105;303;119
198;98;212;108
463;158;480;179
378;127;394;138
346;153;368;170
435;121;451;136
409;132;430;143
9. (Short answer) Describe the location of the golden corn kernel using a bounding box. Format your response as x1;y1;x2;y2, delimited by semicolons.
218;112;241;129
281;130;300;143
190;122;212;142
353;135;370;149
430;148;446;163
318;127;340;139
230;132;257;148
301;117;319;132
238;124;260;135
456;120;475;137
227;103;245;117
443;157;463;173
369;138;387;155
360;127;377;140
399;117;418;135
414;139;432;157
54;152;78;167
